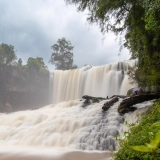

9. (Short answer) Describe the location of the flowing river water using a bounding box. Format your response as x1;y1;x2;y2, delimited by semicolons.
0;60;153;160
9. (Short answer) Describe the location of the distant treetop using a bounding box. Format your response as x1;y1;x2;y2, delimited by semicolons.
49;37;78;70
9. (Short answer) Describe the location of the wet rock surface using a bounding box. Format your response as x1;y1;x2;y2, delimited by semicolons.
102;97;119;111
82;95;106;107
118;93;160;114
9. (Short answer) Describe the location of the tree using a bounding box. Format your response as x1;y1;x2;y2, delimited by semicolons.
65;0;160;88
49;37;78;70
0;43;17;106
0;43;17;65
17;58;23;67
0;43;50;111
27;57;47;72
24;57;48;91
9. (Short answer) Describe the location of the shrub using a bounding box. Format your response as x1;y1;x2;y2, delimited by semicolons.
114;99;160;160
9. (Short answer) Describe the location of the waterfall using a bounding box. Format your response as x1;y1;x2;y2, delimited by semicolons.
1;59;149;160
50;60;137;104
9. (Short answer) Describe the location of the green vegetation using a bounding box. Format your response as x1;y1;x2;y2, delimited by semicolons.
0;43;17;107
114;99;160;160
0;43;49;112
0;38;79;111
0;43;17;65
49;37;77;70
65;0;160;89
27;57;47;72
130;131;160;154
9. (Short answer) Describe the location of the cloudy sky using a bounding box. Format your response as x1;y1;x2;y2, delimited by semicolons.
0;0;131;70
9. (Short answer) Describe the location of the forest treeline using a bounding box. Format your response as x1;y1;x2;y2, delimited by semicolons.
0;43;50;111
0;38;77;111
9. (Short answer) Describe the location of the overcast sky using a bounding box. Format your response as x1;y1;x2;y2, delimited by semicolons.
0;0;131;70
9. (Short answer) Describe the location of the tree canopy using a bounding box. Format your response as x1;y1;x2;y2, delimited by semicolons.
0;43;49;110
0;43;17;65
65;0;160;88
27;57;47;72
49;37;78;70
0;43;17;105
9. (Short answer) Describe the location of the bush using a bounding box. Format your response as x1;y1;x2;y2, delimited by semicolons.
114;99;160;160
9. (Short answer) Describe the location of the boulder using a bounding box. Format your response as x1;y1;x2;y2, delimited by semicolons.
82;95;106;107
127;87;144;96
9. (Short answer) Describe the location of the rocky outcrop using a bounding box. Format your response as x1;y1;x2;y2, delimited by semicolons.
82;91;160;115
82;95;105;102
118;93;160;114
127;87;144;96
82;95;106;107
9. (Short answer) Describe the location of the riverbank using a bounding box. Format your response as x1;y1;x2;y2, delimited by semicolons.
114;99;160;159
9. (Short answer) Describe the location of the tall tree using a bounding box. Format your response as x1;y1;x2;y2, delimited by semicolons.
0;43;17;65
0;43;17;105
65;0;160;88
49;37;78;70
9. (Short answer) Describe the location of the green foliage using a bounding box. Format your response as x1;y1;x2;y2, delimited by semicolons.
0;43;49;109
143;0;160;31
130;145;151;153
17;58;22;67
153;121;160;127
65;0;129;33
65;0;160;88
49;37;77;70
27;57;47;72
130;119;160;160
130;131;160;153
0;43;17;65
114;100;160;160
0;43;17;104
0;43;15;103
12;57;49;93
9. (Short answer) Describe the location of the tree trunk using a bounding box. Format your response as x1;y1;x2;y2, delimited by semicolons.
102;97;119;111
118;93;160;114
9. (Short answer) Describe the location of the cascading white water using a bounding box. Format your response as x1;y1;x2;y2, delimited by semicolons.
0;99;121;160
50;60;137;104
1;59;148;160
0;98;153;160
